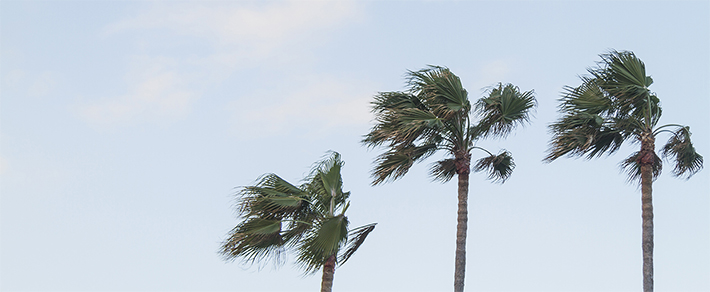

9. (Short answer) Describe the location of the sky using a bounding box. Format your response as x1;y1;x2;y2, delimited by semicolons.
1;1;709;291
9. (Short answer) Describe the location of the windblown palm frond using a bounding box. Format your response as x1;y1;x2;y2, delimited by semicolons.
621;150;663;183
371;144;439;185
590;51;662;130
339;223;377;266
429;158;457;183
475;83;537;138
297;215;349;274
407;66;471;116
221;218;286;265
660;127;704;179
472;150;515;183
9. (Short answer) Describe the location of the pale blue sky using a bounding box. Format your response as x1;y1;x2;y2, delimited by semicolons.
1;1;708;291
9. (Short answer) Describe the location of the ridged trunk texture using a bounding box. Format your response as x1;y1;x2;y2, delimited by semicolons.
454;153;471;292
320;254;336;292
639;133;655;292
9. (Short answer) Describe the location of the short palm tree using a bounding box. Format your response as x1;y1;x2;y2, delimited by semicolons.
220;152;376;292
363;66;536;292
545;50;703;292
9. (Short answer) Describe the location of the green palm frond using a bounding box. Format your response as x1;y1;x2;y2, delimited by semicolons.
297;215;349;274
544;123;598;161
472;150;515;183
429;158;457;183
237;175;312;223
407;66;471;121
559;78;611;115
550;111;603;132
399;108;445;128
338;223;377;266
591;50;661;129
364;92;435;149
220;218;284;264
660;127;704;179
621;151;662;183
586;129;625;158
475;83;537;138
371;143;439;185
302;152;350;218
371;91;424;114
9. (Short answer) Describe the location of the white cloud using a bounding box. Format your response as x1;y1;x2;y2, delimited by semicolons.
85;1;361;127
106;1;359;57
3;69;26;88
0;155;7;176
231;77;374;137
79;56;194;125
28;71;58;97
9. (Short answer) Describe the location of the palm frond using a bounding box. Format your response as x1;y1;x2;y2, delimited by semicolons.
429;158;458;183
660;127;704;179
592;50;661;129
371;150;415;185
363;92;428;148
621;150;662;183
371;144;438;185
544;124;599;162
408;66;471;119
559;78;611;115
338;223;377;266
585;129;625;158
220;218;284;264
475;83;537;138
237;174;310;220
472;150;515;183
296;215;349;274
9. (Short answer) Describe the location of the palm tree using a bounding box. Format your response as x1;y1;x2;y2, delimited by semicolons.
544;50;703;292
220;152;376;292
362;66;536;292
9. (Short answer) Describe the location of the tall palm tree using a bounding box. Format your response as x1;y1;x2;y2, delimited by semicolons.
220;152;376;292
545;50;703;292
362;66;536;292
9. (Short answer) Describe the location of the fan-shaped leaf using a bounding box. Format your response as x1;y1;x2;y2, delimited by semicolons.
472;150;515;183
660;127;704;179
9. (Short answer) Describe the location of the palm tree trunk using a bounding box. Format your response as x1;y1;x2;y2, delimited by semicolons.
454;153;471;292
320;254;336;292
639;134;655;292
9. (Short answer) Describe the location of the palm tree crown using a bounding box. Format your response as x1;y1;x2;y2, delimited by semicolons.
364;66;536;184
363;66;536;292
545;50;703;292
545;50;702;178
220;152;376;292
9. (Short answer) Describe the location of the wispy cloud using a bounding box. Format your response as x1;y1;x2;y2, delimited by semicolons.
106;1;359;59
230;76;374;137
83;1;362;128
79;56;194;125
28;71;58;97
